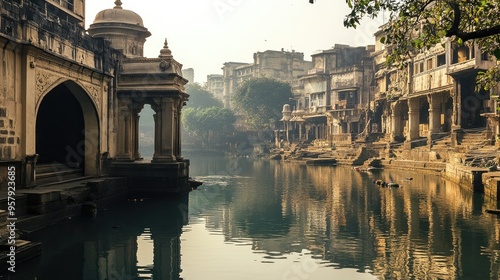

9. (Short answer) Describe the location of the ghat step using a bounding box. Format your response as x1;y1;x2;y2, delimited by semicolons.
35;163;83;185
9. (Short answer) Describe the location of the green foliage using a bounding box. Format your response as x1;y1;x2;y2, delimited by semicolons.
342;0;500;87
233;78;293;130
182;106;236;147
185;83;223;109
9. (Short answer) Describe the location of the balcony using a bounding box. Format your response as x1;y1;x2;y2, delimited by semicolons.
412;66;453;94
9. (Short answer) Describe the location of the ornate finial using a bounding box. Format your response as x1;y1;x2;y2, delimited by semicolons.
114;0;123;9
159;38;173;58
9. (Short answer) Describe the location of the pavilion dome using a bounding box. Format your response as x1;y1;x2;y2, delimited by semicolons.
88;0;151;57
92;0;145;28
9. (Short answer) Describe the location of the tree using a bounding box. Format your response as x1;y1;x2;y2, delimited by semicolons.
182;106;236;148
185;83;223;108
233;78;293;130
337;0;500;89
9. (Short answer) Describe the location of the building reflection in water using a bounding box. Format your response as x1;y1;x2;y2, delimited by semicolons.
80;196;187;280
23;156;500;279
13;195;188;280
188;156;500;279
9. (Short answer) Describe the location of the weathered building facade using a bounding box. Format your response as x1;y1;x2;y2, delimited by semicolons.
0;0;117;187
221;49;311;109
0;0;190;193
289;45;374;146
206;74;224;102
371;27;496;152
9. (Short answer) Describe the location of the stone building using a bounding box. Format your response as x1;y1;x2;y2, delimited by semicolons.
0;0;117;185
182;67;195;83
0;0;190;193
371;26;496;152
206;74;224;102
221;62;251;108
289;45;374;146
221;49;311;109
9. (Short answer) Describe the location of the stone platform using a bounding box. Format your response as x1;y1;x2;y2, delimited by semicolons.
108;160;191;196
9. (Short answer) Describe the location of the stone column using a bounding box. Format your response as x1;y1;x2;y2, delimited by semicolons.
428;95;441;137
175;102;183;161
390;102;403;142
453;81;462;129
116;99;133;161
153;112;160;160
133;109;142;160
407;98;420;141
152;98;176;162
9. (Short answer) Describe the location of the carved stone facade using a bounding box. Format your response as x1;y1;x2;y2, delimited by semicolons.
0;0;190;192
0;0;117;185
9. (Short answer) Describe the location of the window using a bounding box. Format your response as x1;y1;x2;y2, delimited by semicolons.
481;52;489;61
437;54;446;66
414;62;424;74
426;58;433;70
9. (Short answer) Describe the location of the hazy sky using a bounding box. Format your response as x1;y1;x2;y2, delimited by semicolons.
85;0;383;84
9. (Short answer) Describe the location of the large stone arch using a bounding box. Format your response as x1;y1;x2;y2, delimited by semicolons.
35;80;100;176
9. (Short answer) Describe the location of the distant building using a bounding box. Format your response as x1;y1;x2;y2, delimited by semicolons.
182;68;195;83
290;44;374;145
221;49;311;109
221;62;252;108
206;74;224;101
253;49;312;81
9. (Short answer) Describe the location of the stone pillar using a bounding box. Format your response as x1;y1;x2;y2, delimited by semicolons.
175;102;183;161
453;81;462;129
153;112;160;160
407;98;420;141
152;98;176;162
390;102;403;142
116;99;133;161
428;95;441;137
133;109;142;160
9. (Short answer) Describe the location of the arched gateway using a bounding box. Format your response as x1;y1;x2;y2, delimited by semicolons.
36;81;100;176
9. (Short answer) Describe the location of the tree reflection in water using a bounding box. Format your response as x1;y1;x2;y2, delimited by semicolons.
8;154;500;280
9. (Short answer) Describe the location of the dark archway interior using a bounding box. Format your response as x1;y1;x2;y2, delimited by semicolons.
36;84;85;168
419;101;429;124
460;75;488;129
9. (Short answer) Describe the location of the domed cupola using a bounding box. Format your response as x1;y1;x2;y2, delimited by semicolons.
88;0;151;58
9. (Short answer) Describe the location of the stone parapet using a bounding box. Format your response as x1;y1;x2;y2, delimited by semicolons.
444;163;488;192
380;159;446;173
483;172;500;200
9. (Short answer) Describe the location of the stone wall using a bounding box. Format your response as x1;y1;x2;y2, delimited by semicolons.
444;163;487;192
0;107;18;159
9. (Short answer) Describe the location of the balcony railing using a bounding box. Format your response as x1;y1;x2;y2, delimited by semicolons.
0;1;118;74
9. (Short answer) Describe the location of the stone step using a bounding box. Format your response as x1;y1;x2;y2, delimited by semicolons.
35;164;83;185
0;194;28;217
0;240;42;272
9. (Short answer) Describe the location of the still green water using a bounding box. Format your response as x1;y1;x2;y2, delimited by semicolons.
6;154;500;279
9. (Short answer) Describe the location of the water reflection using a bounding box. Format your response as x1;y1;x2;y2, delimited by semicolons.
10;196;188;280
187;155;500;279
7;155;500;279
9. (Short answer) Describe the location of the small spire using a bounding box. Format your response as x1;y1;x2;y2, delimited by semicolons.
159;38;173;58
114;0;123;9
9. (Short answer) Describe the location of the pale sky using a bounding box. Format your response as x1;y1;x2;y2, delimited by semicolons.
85;0;382;84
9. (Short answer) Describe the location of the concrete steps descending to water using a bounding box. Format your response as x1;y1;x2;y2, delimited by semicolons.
458;128;491;150
0;175;127;271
